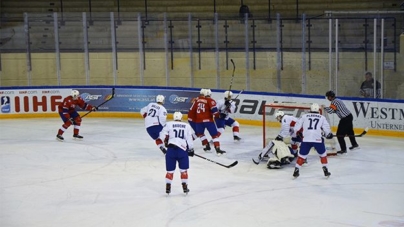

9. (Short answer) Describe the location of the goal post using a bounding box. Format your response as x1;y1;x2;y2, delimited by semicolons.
262;103;339;156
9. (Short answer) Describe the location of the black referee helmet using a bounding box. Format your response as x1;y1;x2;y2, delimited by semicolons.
325;90;336;98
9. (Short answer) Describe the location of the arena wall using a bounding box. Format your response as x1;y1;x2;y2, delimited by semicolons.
1;86;403;138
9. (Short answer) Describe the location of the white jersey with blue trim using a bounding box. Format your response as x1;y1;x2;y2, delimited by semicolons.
278;115;299;138
216;99;236;120
140;102;167;128
293;113;331;143
160;121;194;151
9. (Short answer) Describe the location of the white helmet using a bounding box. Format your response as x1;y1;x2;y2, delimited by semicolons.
200;88;206;95
156;95;165;103
173;111;183;121
275;111;284;122
203;89;212;97
224;91;233;99
71;90;80;100
310;103;320;113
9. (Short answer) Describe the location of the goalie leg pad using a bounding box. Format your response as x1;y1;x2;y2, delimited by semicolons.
272;140;294;160
258;141;275;160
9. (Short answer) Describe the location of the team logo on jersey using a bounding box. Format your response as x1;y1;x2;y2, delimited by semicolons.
1;96;11;113
169;94;189;104
80;93;103;101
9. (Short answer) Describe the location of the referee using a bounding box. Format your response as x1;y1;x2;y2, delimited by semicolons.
325;91;359;154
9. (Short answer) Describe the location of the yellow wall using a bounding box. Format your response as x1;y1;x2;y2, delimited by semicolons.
1;37;403;99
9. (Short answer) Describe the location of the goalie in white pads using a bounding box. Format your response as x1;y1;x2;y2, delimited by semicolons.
252;111;301;168
265;140;295;169
292;103;333;178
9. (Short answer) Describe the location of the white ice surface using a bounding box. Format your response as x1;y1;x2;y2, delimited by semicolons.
1;118;404;227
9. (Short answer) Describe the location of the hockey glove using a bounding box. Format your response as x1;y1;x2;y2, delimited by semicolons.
188;148;194;157
219;113;227;119
160;146;167;155
326;133;334;139
296;131;303;139
275;135;283;141
224;100;231;107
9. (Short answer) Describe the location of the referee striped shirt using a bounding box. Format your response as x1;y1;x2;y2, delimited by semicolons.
325;98;351;119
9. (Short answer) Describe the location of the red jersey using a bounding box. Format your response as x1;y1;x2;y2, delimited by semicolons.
187;95;204;122
58;96;93;118
190;96;219;123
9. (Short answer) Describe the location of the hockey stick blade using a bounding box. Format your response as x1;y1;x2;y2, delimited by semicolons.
251;142;274;165
252;157;261;165
194;154;238;168
333;127;369;138
81;87;115;118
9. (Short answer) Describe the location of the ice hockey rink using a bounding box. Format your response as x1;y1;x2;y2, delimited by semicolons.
1;118;403;227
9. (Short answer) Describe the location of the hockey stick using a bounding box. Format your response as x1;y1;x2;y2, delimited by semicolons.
232;89;244;100
333;127;369;138
252;141;274;165
194;154;238;168
81;88;116;118
229;59;235;91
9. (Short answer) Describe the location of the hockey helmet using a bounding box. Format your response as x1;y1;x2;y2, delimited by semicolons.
224;91;233;99
156;95;165;103
275;111;284;122
310;103;320;113
173;111;183;121
71;90;80;100
203;89;212;97
200;88;206;95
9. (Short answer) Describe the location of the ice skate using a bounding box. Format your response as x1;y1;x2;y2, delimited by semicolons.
166;183;171;194
73;134;83;139
233;135;241;141
322;166;331;178
293;167;300;178
215;147;226;156
203;143;211;152
337;150;347;154
182;183;189;194
56;134;64;142
349;144;359;150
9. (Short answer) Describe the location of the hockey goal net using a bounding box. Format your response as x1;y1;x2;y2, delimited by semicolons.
262;103;338;155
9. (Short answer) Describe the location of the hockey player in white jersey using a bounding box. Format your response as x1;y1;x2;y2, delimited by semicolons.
252;111;300;168
159;112;194;195
214;91;241;141
274;111;302;156
140;95;168;154
292;103;334;178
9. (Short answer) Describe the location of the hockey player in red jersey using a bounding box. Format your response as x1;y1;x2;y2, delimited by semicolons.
56;90;97;141
190;89;226;155
188;88;210;148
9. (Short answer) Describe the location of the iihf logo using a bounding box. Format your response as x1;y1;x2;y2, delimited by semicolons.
1;96;11;113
